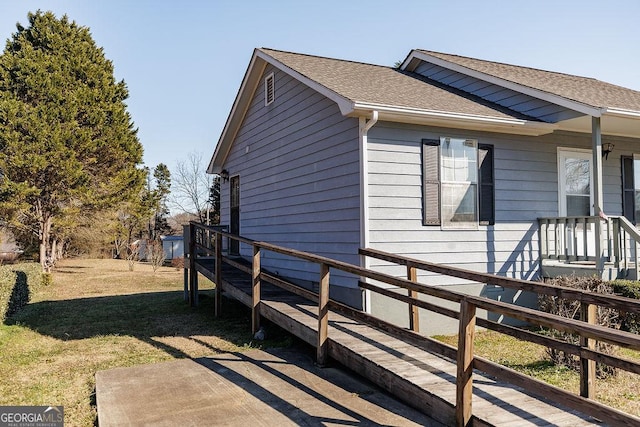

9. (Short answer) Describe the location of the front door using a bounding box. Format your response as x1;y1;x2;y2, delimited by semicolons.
558;148;594;257
230;175;240;255
558;148;593;217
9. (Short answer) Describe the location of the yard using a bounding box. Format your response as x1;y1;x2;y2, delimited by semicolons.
0;258;289;426
1;258;639;425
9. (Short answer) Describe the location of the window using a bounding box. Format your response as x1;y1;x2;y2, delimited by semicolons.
557;148;592;217
422;138;494;229
264;73;275;106
622;155;640;223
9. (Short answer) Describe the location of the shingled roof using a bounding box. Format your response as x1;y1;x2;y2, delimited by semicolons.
209;47;640;173
416;50;640;112
261;48;533;121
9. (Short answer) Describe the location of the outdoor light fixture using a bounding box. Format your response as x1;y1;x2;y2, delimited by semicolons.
602;143;614;160
220;169;230;183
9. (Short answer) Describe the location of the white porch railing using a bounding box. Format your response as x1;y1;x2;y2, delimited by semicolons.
538;216;640;279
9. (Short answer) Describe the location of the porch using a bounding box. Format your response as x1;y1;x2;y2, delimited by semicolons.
538;215;640;281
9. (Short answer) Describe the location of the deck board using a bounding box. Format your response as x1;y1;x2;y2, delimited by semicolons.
196;259;605;426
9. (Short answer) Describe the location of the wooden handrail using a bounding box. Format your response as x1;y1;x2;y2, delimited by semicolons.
360;247;640;314
189;222;640;426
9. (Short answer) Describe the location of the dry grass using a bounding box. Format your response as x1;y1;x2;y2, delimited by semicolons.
434;330;640;416
0;258;290;426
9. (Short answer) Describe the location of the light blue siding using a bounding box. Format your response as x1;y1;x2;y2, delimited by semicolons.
219;64;361;305
366;122;631;283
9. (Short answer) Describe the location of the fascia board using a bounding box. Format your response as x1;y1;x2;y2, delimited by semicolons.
254;50;354;115
353;102;527;125
207;51;266;174
405;50;603;118
352;103;558;136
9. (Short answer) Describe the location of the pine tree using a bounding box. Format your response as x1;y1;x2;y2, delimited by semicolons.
0;11;145;271
151;163;171;239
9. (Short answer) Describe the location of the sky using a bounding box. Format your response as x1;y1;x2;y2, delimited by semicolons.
0;0;639;173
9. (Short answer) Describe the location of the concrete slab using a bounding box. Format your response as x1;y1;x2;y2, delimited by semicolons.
96;346;442;426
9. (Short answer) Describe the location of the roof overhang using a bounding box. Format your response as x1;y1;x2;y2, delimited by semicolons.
556;112;640;138
401;50;604;118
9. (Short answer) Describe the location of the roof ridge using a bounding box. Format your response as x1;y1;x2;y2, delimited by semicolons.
259;47;394;70
417;49;600;82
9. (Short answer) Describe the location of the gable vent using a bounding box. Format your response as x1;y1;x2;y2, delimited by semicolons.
264;73;275;106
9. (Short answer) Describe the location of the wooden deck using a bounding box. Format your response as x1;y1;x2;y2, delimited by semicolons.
194;259;602;427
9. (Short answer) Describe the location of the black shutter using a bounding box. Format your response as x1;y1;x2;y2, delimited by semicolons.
622;156;635;222
478;144;495;226
422;139;440;225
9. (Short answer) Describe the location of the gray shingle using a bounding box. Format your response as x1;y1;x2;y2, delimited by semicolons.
261;48;640;116
260;48;532;120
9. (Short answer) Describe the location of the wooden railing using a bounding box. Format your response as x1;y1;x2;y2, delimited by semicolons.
539;215;640;279
538;216;610;263
610;215;640;280
189;222;640;426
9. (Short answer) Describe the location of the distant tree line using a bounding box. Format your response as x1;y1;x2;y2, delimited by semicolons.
0;11;219;271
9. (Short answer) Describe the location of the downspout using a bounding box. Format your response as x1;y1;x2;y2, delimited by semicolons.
592;116;604;274
359;110;378;313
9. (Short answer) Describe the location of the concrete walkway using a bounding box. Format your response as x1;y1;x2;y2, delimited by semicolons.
96;346;442;426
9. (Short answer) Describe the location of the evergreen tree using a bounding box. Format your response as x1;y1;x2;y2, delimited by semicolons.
0;11;145;271
151;163;171;239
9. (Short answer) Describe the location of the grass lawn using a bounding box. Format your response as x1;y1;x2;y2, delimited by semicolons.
3;258;639;424
0;258;290;426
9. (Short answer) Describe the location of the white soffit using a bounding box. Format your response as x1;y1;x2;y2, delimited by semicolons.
558;114;640;138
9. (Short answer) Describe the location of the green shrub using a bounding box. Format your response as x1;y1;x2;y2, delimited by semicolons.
610;279;640;334
539;275;618;378
0;262;44;323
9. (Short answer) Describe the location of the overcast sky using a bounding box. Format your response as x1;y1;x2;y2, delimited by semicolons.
1;0;639;172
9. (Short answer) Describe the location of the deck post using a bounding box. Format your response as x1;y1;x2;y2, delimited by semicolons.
251;244;261;334
456;299;476;427
189;224;198;306
183;266;189;302
580;302;597;398
407;264;419;332
214;232;223;317
317;263;330;366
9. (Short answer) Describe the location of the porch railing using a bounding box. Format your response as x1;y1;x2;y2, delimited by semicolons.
538;215;640;279
611;215;640;279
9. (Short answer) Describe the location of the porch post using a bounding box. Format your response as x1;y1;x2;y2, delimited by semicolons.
592;116;604;272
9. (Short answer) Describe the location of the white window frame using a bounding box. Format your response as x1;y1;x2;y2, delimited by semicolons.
264;72;275;106
440;137;479;230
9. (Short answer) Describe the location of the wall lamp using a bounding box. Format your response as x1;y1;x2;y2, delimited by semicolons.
602;142;614;160
220;169;229;183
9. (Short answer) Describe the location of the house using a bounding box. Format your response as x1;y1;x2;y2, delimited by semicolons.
207;48;640;334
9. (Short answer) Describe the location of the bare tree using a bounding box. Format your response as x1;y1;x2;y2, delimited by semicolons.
170;152;213;224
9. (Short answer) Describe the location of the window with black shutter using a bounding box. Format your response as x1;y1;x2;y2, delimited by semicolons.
422;138;494;228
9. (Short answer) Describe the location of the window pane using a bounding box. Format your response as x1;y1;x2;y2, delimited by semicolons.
635;190;640;222
441;138;477;183
441;183;477;229
566;195;590;216
635;159;640;191
564;158;590;195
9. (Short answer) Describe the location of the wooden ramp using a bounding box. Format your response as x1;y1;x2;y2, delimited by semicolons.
195;261;601;427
